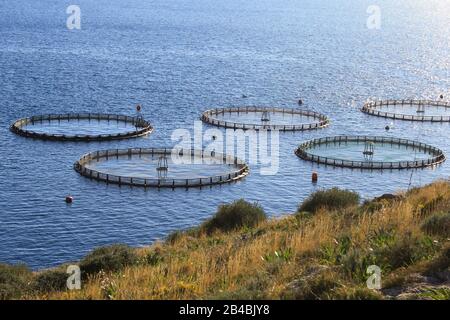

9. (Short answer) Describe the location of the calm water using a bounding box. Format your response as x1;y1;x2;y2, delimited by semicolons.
23;119;140;135
311;142;435;162
214;110;320;125
377;104;450;116
0;0;449;269
86;155;239;179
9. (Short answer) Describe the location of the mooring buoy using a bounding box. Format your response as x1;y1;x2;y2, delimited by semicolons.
298;99;303;105
65;196;73;204
312;172;318;183
385;125;390;131
440;94;444;99
136;104;141;112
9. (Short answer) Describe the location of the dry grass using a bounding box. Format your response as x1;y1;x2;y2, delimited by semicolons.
19;181;450;299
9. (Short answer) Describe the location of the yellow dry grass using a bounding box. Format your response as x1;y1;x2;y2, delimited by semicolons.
37;181;450;300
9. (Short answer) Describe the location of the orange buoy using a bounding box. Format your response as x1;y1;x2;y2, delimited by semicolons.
65;196;73;204
312;172;318;183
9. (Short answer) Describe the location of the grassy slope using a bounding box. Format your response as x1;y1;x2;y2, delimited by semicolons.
6;181;450;300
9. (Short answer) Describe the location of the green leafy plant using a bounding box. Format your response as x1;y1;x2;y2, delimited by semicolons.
262;248;293;263
419;287;450;300
320;235;352;265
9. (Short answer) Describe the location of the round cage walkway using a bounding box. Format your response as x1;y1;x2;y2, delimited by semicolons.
10;113;153;142
361;100;450;122
201;106;330;131
74;148;249;188
295;136;446;170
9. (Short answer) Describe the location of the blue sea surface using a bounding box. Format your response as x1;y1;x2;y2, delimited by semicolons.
0;0;449;269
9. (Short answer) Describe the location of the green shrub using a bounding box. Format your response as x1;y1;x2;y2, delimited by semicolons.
0;264;32;300
201;199;267;234
421;212;450;237
419;287;450;300
298;188;360;213
341;248;379;283
369;227;397;250
32;270;68;293
425;245;449;281
262;248;293;263
79;244;138;277
320;235;352;265
341;234;440;285
140;248;163;266
384;235;438;269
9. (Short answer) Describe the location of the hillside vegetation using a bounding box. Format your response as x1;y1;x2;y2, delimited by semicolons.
1;181;449;300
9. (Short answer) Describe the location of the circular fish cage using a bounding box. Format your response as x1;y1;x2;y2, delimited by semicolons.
361;99;450;122
74;148;249;188
201;106;330;131
295;136;445;170
10;113;153;142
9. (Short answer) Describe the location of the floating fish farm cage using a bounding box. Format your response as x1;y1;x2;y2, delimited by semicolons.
10;113;153;142
361;100;450;122
295;136;445;170
74;148;249;188
201;106;330;131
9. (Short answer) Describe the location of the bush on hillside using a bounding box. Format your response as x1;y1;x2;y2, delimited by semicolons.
201;199;267;234
0;264;32;300
298;188;360;213
32;269;68;293
425;245;450;281
421;212;450;237
79;244;138;277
